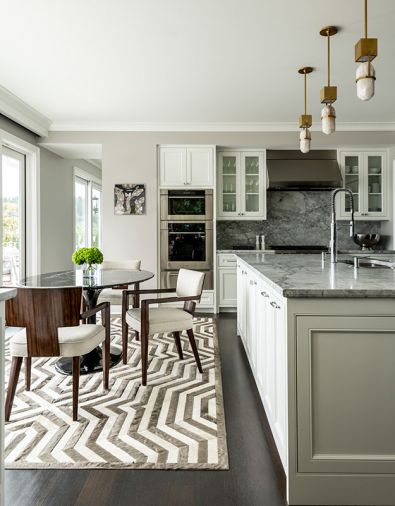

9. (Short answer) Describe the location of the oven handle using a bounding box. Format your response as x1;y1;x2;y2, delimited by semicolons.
168;232;206;235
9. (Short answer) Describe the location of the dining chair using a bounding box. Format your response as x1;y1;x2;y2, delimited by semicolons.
98;259;141;306
5;287;111;422
122;268;205;386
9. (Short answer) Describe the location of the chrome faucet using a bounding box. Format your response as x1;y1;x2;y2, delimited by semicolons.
330;188;355;263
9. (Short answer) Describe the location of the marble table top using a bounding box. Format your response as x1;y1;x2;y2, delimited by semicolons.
237;252;395;298
0;287;17;301
20;269;154;290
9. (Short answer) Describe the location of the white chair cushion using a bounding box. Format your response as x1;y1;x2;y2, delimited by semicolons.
176;269;205;298
98;287;124;304
101;260;141;270
10;324;106;358
126;307;193;335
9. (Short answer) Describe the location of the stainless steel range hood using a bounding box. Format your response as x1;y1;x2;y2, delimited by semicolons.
266;150;342;190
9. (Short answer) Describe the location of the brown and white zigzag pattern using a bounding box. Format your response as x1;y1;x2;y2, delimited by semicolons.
4;317;228;469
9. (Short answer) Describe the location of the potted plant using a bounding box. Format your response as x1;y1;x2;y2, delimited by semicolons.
72;247;104;277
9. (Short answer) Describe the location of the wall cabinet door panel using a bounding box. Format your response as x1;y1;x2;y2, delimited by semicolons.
187;148;214;187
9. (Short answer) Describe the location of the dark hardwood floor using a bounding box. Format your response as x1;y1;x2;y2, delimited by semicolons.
5;313;287;506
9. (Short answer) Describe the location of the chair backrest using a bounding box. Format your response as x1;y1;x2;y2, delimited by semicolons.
176;269;205;298
6;287;82;357
101;260;141;270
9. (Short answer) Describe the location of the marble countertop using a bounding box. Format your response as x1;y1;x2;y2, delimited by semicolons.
237;252;395;298
218;249;395;255
0;287;17;301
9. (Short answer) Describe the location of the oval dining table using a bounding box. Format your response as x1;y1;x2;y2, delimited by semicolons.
19;268;154;375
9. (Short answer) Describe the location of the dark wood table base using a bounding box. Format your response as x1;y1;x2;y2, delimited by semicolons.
55;345;122;376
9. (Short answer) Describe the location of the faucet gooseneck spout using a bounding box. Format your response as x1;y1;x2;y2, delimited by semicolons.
330;188;355;263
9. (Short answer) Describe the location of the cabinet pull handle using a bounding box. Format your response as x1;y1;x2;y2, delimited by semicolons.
270;301;281;309
261;291;269;297
254;281;257;285
249;280;254;285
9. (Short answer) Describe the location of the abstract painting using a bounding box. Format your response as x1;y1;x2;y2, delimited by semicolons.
114;184;145;215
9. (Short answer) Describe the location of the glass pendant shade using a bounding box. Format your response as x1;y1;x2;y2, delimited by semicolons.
356;61;375;101
321;104;336;135
299;127;311;154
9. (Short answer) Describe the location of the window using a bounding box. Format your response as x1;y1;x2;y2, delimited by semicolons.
2;147;26;285
74;168;102;250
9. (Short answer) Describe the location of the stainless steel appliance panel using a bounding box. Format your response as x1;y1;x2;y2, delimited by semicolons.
160;221;213;271
160;189;213;221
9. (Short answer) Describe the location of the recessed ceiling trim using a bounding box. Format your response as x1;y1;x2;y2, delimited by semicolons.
0;85;51;137
49;121;395;132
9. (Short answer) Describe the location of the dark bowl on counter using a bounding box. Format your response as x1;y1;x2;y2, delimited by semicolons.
353;233;381;250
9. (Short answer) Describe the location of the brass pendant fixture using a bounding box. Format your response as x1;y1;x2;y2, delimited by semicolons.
320;26;337;135
298;67;313;154
355;0;377;100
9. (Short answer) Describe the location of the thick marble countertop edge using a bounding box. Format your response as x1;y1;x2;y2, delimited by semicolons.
236;253;395;298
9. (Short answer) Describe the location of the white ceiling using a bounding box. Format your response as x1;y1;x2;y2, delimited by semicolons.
1;0;394;130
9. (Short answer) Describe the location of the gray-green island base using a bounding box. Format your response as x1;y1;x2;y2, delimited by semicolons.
236;253;395;506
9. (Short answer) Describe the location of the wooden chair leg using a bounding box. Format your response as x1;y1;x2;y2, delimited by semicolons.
5;357;23;422
103;327;110;391
72;357;80;421
186;329;203;373
25;357;32;391
173;331;184;360
122;314;128;365
140;332;148;386
135;331;140;342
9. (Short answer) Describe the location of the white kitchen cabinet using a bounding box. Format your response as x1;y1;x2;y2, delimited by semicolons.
337;149;389;220
217;150;266;220
159;146;214;187
218;253;237;309
237;260;287;470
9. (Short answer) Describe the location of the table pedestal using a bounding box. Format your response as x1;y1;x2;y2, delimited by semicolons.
54;286;122;376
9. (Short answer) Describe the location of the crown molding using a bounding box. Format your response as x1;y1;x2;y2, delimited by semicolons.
49;121;395;133
0;85;51;137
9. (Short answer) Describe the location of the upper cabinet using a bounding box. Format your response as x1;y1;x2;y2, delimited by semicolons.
217;150;266;220
159;146;215;187
338;150;389;220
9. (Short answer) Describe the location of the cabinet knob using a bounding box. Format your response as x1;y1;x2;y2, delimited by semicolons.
270;301;281;309
249;280;254;285
254;281;257;285
261;291;269;297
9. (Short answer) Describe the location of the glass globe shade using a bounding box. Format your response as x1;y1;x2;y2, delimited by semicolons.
356;61;375;101
321;104;336;135
299;127;311;154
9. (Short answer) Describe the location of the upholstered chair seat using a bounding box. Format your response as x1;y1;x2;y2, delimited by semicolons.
126;307;193;335
10;324;106;358
98;260;141;305
122;268;205;386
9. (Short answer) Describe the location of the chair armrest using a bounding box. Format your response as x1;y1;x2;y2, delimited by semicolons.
81;302;110;320
123;288;176;296
141;295;200;306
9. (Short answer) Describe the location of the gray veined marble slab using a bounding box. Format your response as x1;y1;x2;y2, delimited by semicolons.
237;253;395;298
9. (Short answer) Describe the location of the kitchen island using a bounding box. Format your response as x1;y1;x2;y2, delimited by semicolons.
236;253;395;506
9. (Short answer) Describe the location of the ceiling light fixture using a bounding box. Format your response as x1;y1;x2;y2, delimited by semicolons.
298;66;314;154
320;26;338;135
355;0;377;101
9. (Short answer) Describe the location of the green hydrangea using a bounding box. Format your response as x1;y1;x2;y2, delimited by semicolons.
72;247;103;266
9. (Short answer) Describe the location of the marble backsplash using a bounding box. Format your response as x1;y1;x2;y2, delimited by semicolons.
216;191;383;250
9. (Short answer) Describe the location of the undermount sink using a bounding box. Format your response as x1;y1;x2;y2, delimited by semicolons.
340;257;395;269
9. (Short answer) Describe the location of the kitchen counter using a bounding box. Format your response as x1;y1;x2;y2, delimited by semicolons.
237;252;395;298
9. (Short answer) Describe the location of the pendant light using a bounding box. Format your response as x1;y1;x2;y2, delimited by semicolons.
355;0;377;101
320;26;337;135
298;67;313;154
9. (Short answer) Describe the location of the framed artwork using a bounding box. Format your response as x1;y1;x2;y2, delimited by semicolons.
114;184;146;215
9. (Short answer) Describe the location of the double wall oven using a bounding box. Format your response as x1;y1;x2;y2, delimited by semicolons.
160;189;213;290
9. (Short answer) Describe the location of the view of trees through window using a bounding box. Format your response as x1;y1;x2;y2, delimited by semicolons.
74;175;102;251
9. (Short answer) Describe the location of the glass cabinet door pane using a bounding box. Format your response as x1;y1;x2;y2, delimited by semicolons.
367;155;382;213
344;155;360;213
222;156;237;212
244;156;259;213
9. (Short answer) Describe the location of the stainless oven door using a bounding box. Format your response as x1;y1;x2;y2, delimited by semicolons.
160;221;213;271
160;189;213;221
160;269;213;291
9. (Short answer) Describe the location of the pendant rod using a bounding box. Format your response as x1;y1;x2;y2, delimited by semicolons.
327;30;331;86
364;0;368;38
304;71;307;115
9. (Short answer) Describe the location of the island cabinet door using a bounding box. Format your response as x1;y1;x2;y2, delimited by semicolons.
237;263;248;343
255;282;270;397
246;275;258;370
296;314;395;474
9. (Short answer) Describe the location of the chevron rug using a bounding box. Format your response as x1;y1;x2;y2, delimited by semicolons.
4;317;228;469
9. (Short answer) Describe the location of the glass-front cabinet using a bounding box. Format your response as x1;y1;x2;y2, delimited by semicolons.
338;150;388;220
217;150;266;220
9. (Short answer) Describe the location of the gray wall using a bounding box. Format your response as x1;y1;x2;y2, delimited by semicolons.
216;191;382;250
0;115;101;273
40;130;395;284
